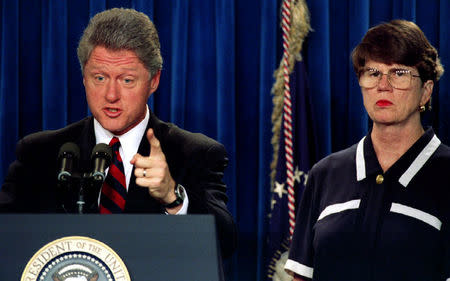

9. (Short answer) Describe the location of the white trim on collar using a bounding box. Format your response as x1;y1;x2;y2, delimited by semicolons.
355;134;441;187
356;136;366;181
398;135;440;187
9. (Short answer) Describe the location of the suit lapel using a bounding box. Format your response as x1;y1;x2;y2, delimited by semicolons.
75;117;96;174
74;117;98;212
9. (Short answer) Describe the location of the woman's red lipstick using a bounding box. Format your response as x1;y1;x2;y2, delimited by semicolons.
376;100;392;107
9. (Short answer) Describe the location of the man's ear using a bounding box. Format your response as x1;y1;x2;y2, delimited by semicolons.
149;70;161;94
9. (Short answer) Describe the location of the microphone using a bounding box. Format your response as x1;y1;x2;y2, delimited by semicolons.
90;143;113;182
57;142;80;182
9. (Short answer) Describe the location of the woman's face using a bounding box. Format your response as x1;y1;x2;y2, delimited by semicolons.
360;60;433;127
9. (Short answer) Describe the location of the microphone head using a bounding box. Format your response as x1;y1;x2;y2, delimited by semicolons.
91;143;113;182
58;142;80;160
90;143;113;164
57;142;80;182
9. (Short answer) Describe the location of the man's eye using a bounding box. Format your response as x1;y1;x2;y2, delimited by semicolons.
95;76;105;82
123;78;134;85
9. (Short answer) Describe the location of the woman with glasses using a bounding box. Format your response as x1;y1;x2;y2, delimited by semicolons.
284;20;449;281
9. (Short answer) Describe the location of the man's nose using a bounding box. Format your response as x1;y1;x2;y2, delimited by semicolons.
105;81;120;102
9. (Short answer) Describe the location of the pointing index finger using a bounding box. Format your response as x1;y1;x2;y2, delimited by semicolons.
147;128;163;157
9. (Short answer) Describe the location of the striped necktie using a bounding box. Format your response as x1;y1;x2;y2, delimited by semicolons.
99;137;127;214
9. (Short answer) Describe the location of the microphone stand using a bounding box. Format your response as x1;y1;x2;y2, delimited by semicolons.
59;172;103;214
76;173;91;214
58;145;111;214
78;173;106;214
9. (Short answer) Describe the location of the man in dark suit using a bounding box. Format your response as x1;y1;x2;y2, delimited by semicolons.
0;8;237;259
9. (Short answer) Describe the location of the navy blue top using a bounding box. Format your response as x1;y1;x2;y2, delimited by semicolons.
285;128;450;281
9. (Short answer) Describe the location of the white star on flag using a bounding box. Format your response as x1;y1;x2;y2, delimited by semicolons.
273;181;287;199
293;166;304;184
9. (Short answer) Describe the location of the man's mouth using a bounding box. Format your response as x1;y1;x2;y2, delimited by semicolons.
104;108;121;117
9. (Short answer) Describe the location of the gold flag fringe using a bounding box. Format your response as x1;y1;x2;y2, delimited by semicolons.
270;0;311;194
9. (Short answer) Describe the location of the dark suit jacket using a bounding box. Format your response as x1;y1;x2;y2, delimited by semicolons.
0;111;237;258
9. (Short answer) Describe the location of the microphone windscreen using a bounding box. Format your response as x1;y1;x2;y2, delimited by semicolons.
58;142;80;160
91;143;113;164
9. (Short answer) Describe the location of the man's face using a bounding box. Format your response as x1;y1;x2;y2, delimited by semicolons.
83;46;160;135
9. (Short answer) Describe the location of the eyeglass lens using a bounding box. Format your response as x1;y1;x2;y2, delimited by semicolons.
359;68;413;89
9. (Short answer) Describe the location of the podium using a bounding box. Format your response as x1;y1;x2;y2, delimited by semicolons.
0;214;221;280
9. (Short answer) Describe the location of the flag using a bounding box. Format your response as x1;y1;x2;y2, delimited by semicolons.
266;1;313;280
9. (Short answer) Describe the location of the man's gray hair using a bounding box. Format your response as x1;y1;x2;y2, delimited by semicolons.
77;8;163;77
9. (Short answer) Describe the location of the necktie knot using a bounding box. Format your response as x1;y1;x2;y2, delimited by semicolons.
109;137;122;162
109;137;121;151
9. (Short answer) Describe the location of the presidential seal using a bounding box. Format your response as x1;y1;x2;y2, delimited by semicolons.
21;236;130;281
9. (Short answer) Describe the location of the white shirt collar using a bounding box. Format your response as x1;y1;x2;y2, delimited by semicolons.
93;106;150;187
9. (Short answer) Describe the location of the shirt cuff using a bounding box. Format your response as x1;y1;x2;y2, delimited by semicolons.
284;259;314;279
166;185;189;215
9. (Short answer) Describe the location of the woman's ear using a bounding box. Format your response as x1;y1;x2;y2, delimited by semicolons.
420;80;434;105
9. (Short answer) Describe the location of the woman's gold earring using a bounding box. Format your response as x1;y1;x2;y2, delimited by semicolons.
419;105;426;112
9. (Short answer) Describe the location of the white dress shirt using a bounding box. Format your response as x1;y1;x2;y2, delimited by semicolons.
93;106;188;214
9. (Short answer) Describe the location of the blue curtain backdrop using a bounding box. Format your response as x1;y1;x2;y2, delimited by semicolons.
1;1;450;280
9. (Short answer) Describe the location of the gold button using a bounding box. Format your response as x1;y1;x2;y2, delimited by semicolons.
376;174;384;184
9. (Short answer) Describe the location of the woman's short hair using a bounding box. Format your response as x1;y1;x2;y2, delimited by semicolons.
351;19;443;82
77;8;163;77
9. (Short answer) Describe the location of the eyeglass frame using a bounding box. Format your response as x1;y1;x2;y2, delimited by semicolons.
358;67;421;89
